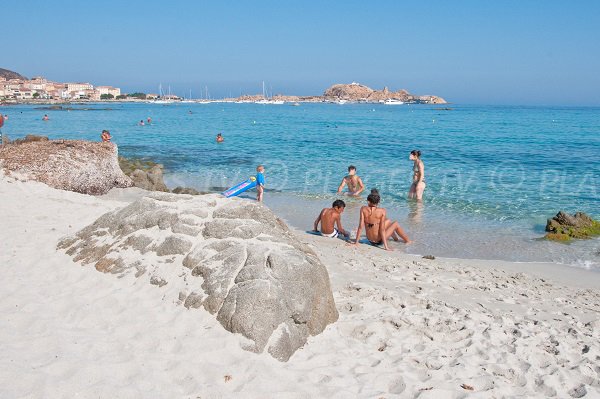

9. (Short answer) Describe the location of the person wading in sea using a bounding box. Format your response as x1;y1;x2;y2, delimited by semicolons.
337;165;365;197
408;150;426;201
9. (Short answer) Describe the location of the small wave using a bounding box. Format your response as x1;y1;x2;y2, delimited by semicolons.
572;259;600;271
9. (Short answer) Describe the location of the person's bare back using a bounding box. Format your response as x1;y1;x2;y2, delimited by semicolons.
350;189;411;250
361;205;387;244
313;200;348;238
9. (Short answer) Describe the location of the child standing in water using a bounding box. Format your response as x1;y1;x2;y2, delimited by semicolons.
256;165;266;202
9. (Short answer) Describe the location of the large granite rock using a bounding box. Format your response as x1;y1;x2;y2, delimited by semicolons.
58;193;339;361
0;139;132;195
545;211;600;241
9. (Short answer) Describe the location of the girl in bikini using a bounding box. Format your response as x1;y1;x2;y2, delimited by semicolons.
408;150;426;201
350;189;411;251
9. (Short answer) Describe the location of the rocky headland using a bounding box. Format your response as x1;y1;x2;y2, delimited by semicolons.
321;82;446;104
0;67;27;81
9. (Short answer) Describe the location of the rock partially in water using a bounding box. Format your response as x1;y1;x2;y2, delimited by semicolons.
129;165;169;192
118;156;169;192
118;156;159;175
0;139;132;195
58;193;339;361
545;211;600;242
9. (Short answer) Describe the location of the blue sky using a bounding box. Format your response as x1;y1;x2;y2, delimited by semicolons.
4;0;600;105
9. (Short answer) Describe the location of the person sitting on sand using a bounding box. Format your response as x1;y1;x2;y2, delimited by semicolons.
42;114;49;121
337;165;364;196
313;199;350;239
216;133;224;143
139;120;145;126
408;150;426;201
350;189;411;251
101;130;112;142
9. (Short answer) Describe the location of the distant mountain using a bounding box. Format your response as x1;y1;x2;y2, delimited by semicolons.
0;68;27;80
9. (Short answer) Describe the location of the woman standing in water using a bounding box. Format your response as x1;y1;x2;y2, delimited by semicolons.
408;150;425;201
351;189;411;251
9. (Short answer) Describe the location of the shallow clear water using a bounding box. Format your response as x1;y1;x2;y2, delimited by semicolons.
3;102;599;269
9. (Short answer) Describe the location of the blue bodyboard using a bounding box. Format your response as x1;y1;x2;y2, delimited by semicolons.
222;176;257;198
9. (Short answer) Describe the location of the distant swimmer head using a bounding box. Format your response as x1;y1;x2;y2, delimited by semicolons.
367;189;380;205
348;165;356;175
332;199;346;210
410;150;422;160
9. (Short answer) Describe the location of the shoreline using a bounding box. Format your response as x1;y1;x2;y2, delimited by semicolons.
105;182;600;287
235;189;600;273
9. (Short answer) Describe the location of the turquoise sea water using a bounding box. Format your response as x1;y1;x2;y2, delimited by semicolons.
2;102;599;269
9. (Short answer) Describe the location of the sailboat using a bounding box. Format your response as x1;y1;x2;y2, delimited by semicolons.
181;88;195;103
255;81;284;104
154;83;175;104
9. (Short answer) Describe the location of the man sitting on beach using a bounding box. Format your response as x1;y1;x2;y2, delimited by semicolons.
313;199;350;239
337;165;365;196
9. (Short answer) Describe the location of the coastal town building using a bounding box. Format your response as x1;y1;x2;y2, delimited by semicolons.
0;75;121;101
96;86;121;98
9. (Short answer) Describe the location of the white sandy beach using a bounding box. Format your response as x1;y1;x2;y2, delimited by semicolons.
1;174;599;398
